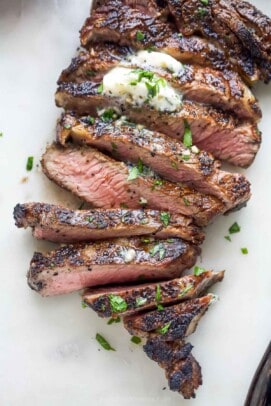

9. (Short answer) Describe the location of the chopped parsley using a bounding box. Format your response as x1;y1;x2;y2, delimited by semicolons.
97;83;104;94
155;284;162;303
120;202;129;209
150;243;166;260
87;116;95;125
127;166;139;181
157;304;164;311
0;132;3;137
194;266;207;276
183;120;192;148
141;237;150;243
200;0;209;4
111;142;118;151
26;156;34;171
241;247;248;255
86;69;96;77
197;7;208;17
108;294;128;313
96;333;115;351
229;222;241;234
86;216;93;223
181;153;190;161
171;161;179;170
179;284;193;298
136;31;145;41
136;297;147;307
183;197;190;206
64;123;71;129
156;321;171;335
101;109;118;122
160;212;171;227
137;158;144;174
131;336;142;344
224;235;231;242
81;301;88;309
78;202;84;210
107;316;121;325
152;179;164;190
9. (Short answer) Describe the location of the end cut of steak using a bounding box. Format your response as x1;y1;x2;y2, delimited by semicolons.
57;113;251;208
143;340;202;399
55;81;261;168
42;143;226;227
13;202;204;245
82;270;224;317
123;294;214;341
27;237;200;296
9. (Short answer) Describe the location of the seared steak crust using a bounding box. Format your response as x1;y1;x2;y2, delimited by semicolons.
13;202;204;245
55;82;261;167
27;238;200;296
58;114;251;208
41;143;226;226
83;270;224;317
123;294;213;340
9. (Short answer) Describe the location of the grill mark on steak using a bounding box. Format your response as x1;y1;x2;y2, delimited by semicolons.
82;270;224;317
57;113;251;209
58;45;261;122
41;143;226;227
27;237;200;296
13;202;204;245
123;294;213;340
55;82;261;167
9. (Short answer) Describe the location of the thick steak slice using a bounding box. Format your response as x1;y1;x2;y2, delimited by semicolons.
42;144;225;226
79;0;259;83
58;46;261;122
58;114;251;208
13;202;204;245
143;340;202;399
167;0;271;83
27;238;200;296
55;82;261;168
123;294;214;340
82;270;224;317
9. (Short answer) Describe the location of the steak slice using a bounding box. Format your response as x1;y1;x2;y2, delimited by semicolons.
42;144;225;226
82;270;224;317
27;238;200;296
58;45;261;122
166;0;271;83
123;294;214;340
79;0;259;83
13;202;204;245
143;340;202;399
55;81;261;167
58;113;251;208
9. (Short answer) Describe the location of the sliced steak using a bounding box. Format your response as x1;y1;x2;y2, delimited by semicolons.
123;294;214;340
79;0;259;83
166;0;271;83
143;339;202;399
41;144;226;226
27;238;200;296
55;81;261;167
58;113;251;208
13;202;204;245
58;45;261;121
83;270;224;317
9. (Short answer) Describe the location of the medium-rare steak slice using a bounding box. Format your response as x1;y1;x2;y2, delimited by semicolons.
79;0;259;83
13;202;204;245
166;0;271;83
143;340;202;399
123;294;214;340
55;82;261;167
82;270;224;317
27;238;200;296
58;46;261;121
42;144;225;226
58;113;251;207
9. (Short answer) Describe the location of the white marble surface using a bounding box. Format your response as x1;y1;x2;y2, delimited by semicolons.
0;1;270;405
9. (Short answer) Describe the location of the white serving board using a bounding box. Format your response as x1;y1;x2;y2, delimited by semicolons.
0;1;270;405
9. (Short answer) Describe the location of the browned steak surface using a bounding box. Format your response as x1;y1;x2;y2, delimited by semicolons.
83;270;224;317
58;114;251;208
58;45;261;121
123;294;213;340
55;82;261;168
166;0;271;83
42;143;226;226
13;202;204;245
143;340;202;398
27;238;200;296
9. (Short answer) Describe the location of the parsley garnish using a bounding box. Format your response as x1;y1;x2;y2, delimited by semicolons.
26;156;34;171
108;294;128;313
155;284;162;303
136;297;147;307
87;116;95;125
156;321;171;335
241;247;248;255
171;161;179;170
152;179;164;190
224;235;231;242
197;7;208;16
64;123;71;129
131;336;142;344
145;81;158;98
96;333;115;351
183;120;192;147
81;301;87;309
120;203;128;209
137;158;144;174
97;83;104;94
179;284;193;298
183;197;190;206
107;316;121;325
86;216;93;223
229;222;241;234
150;243;165;260
111;142;118;151
136;31;145;41
157;304;164;311
194;266;207;276
200;0;209;4
127;166;139;181
101;109;117;122
86;69;96;77
160;212;171;227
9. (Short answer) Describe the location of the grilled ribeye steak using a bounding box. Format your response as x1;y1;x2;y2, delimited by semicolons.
123;294;213;340
166;0;271;84
55;82;261;168
58;45;261;122
27;238;200;296
83;270;224;317
143;340;202;399
58;114;251;208
42;144;226;226
13;202;204;245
